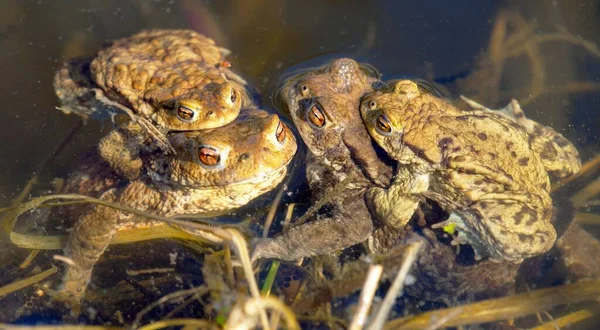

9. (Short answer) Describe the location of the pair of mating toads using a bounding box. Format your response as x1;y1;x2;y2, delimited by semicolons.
52;29;581;313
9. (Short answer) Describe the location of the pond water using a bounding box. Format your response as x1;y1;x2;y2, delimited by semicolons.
1;0;599;328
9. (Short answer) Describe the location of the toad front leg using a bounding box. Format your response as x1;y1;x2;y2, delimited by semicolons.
252;192;374;261
98;122;146;180
366;166;429;229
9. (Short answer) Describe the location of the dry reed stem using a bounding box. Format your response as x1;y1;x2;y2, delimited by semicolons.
570;178;600;208
583;199;600;207
349;264;384;330
19;249;40;268
467;10;600;107
0;325;122;330
368;241;423;330
575;212;600;226
137;319;212;330
2;194;231;250
384;278;600;330
226;229;270;329
261;183;288;238
0;265;57;297
226;296;300;330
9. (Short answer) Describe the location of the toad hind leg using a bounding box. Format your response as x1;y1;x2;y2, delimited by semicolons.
252;193;374;261
55;190;121;313
433;201;556;262
461;96;580;179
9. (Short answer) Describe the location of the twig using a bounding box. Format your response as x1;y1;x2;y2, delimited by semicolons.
575;212;600;226
137;319;212;330
583;199;600;207
540;311;559;330
19;250;39;269
349;264;384;330
162;291;205;320
131;286;209;329
2;194;232;246
262;184;288;238
570;178;600;208
384;278;600;330
226;296;300;330
0;325;122;330
367;241;423;330
531;309;595;330
0;265;57;297
227;229;270;330
423;308;463;330
261;203;297;297
552;154;600;192
126;268;175;276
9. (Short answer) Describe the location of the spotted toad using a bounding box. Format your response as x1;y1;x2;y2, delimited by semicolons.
360;80;580;262
54;29;252;179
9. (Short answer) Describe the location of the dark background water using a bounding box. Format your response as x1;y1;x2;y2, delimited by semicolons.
1;0;599;204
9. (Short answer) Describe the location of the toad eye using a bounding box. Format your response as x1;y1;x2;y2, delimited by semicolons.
276;121;287;142
299;84;310;97
307;102;326;128
230;88;237;103
198;146;221;167
375;114;392;135
368;100;377;110
177;106;196;122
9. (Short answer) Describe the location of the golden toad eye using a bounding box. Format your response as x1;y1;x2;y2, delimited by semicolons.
375;114;392;135
307;102;326;128
368;100;377;110
198;147;220;166
177;106;195;121
299;84;309;96
276;121;286;142
230;89;237;103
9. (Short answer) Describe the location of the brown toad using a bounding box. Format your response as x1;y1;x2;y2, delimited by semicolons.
57;109;297;312
252;58;397;261
360;80;580;262
54;29;251;179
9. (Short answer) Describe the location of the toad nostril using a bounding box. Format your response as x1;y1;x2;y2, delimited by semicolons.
239;153;250;161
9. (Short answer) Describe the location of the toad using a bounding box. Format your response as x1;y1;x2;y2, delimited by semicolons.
54;29;252;179
360;80;580;262
252;58;398;261
57;108;297;312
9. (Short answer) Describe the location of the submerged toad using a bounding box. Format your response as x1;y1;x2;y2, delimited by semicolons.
252;58;396;261
57;109;296;311
360;80;580;262
54;29;252;179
